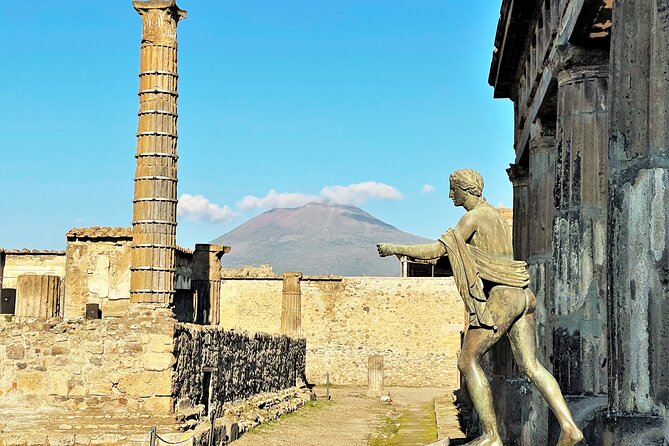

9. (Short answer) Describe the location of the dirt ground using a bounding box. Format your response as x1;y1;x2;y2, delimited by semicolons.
232;386;464;446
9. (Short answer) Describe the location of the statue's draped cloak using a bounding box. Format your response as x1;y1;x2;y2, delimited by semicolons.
438;229;530;328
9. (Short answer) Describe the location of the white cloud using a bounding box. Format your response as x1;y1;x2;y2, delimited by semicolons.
238;182;404;211
177;194;238;223
237;190;320;212
421;184;435;194
320;181;404;205
179;181;404;224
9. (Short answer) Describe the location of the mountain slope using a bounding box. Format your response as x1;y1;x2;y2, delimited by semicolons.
212;202;433;276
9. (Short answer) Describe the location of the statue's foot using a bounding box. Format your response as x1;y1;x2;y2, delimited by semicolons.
556;424;584;446
462;434;503;446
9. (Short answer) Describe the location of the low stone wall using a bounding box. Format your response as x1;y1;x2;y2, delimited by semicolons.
219;276;465;388
173;325;306;411
0;307;176;417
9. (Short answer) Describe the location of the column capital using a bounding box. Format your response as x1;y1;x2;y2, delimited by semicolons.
133;1;187;46
554;44;608;86
529;119;556;154
507;163;529;187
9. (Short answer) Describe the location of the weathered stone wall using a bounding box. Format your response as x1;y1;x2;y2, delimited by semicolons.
64;238;132;320
1;252;66;289
219;276;465;388
172;325;306;410
0;307;176;417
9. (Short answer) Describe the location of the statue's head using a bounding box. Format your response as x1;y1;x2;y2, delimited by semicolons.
449;169;484;207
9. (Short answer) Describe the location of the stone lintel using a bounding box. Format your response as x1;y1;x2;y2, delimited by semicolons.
194;244;230;257
556;45;609;85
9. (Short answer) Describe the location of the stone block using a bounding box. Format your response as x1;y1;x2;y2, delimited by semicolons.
140;396;173;415
140;352;175;371
17;371;45;394
7;344;25;360
118;371;172;397
46;433;76;446
141;334;174;353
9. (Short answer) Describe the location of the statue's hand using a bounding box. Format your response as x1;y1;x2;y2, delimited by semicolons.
377;243;394;257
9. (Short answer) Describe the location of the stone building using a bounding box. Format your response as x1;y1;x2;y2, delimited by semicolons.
489;0;668;444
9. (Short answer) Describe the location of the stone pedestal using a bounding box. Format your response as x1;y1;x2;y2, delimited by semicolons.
280;272;302;337
367;354;384;394
130;0;187;305
606;0;669;441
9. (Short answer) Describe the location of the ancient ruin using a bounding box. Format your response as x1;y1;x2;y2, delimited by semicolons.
490;0;668;444
2;1;668;445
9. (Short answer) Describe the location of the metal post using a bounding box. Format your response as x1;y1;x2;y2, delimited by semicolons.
149;426;157;446
326;372;330;400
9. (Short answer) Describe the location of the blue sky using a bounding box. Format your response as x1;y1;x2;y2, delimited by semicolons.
0;1;513;250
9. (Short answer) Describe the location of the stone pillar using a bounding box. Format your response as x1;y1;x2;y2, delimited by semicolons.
192;244;228;325
518;120;557;446
486;164;529;444
130;1;187;305
15;275;62;318
527;119;557;364
605;0;669;442
507;163;529;261
551;47;609;400
280;272;302;337
368;355;384;394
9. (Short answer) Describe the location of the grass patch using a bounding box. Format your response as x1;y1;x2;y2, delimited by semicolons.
367;413;402;446
245;399;332;434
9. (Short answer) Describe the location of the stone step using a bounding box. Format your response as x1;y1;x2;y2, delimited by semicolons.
433;395;466;442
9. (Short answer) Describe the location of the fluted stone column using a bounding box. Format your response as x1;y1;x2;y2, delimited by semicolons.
15;275;62;318
605;0;669;442
507;164;530;261
130;1;186;305
281;272;302;337
487;164;529;443
551;46;609;398
518;120;557;446
527;119;557;364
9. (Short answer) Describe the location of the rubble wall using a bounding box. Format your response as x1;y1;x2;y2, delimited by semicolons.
219;277;465;388
172;325;306;409
0;307;176;417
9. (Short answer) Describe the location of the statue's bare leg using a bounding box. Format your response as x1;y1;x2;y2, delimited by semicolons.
507;293;584;446
458;286;527;446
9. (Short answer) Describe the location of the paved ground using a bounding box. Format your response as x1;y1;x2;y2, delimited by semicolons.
232;386;467;446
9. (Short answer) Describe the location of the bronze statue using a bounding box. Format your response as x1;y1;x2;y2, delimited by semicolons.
377;169;583;446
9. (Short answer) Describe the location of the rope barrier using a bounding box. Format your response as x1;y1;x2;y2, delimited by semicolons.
155;433;196;445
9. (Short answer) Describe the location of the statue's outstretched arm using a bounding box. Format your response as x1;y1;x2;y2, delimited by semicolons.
377;241;446;260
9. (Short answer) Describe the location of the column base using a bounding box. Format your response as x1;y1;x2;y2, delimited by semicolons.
602;414;666;446
548;395;607;446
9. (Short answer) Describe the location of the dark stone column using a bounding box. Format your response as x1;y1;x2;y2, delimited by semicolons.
552;46;609;398
605;0;669;443
508;163;530;261
487;164;529;444
546;46;611;444
520;120;557;446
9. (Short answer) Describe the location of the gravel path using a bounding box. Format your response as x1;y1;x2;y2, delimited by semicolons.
232;386;463;446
